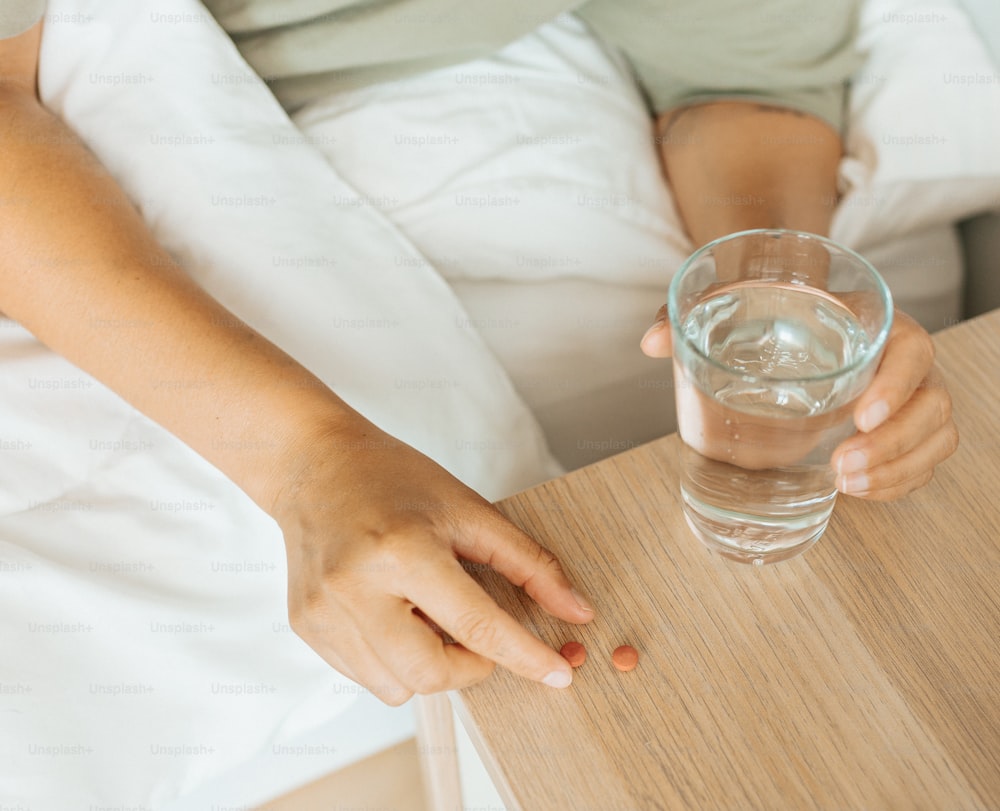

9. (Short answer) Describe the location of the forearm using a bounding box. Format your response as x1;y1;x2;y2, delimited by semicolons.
0;86;362;513
657;101;842;246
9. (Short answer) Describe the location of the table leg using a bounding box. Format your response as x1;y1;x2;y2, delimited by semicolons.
413;693;463;811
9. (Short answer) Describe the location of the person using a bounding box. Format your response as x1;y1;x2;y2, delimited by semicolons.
0;0;956;717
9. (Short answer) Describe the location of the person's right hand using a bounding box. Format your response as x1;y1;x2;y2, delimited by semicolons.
269;418;595;705
640;303;958;498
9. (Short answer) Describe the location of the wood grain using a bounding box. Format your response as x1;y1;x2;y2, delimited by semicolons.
456;310;1000;811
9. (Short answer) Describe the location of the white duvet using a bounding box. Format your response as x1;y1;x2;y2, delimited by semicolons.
2;0;999;806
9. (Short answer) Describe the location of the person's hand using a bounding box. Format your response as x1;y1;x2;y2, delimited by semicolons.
827;309;958;500
269;418;594;705
640;305;958;500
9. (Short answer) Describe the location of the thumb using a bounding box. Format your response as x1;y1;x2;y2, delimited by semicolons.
641;304;673;358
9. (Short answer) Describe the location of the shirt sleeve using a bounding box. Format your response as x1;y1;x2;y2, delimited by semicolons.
575;0;864;132
0;0;45;39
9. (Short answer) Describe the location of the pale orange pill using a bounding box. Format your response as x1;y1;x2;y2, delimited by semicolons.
612;645;639;672
560;641;587;668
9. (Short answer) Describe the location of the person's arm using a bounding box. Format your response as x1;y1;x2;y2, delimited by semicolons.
641;102;958;500
0;23;591;701
656;101;841;244
0;24;351;514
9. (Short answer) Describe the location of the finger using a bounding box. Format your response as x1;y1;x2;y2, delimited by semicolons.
833;365;953;475
640;303;673;358
293;613;414;706
841;469;933;502
853;310;934;433
454;508;595;624
855;470;935;502
836;421;958;500
368;599;497;694
403;556;575;689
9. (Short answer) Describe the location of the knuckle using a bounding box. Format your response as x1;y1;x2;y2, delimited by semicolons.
380;688;415;707
366;678;414;706
888;429;910;461
909;346;936;385
453;610;503;654
873;477;918;501
904;471;935;499
897;314;935;366
288;590;327;639
472;658;497;684
355;526;431;581
919;331;936;365
864;466;890;493
532;543;565;578
936;389;954;427
943;423;960;458
366;527;411;566
404;663;451;695
902;471;935;499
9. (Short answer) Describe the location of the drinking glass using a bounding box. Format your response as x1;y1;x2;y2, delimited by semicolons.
668;229;893;564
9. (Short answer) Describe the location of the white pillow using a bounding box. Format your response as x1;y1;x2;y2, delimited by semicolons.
832;0;1000;249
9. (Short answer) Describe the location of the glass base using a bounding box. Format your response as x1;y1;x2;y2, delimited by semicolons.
680;489;832;566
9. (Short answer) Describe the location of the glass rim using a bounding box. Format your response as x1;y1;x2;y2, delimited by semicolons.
667;229;894;385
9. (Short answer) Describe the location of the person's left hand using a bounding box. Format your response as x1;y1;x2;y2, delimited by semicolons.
640;305;959;500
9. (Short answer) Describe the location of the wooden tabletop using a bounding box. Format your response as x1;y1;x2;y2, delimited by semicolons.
456;309;1000;810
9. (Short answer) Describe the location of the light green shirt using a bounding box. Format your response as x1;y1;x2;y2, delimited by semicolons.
3;0;861;128
0;0;43;39
577;0;861;130
205;0;861;128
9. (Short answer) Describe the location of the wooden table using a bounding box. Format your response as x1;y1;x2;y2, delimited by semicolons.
448;309;1000;810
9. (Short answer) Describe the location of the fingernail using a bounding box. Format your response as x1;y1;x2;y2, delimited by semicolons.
571;587;594;614
837;450;867;475
838;472;869;494
859;400;889;433
543;669;573;689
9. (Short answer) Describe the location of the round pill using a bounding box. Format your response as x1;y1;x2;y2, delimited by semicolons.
612;645;639;672
560;641;587;668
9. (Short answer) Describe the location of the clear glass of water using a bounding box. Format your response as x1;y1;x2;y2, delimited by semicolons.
667;229;893;565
